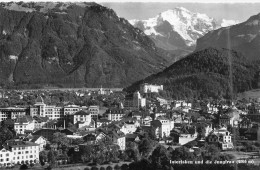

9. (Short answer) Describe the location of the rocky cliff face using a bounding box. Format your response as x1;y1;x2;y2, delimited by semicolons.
0;2;172;88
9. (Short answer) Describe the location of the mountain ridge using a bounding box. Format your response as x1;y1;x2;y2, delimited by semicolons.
125;47;259;99
0;2;174;89
196;12;260;61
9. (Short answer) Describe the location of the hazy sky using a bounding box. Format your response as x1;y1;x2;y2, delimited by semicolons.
2;0;260;22
101;2;260;22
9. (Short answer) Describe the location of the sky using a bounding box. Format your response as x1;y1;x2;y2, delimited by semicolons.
2;0;260;3
1;0;260;22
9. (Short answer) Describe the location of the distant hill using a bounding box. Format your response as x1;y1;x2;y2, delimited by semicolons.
125;47;259;100
196;12;260;61
0;2;174;89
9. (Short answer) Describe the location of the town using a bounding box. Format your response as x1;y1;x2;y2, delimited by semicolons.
0;83;259;170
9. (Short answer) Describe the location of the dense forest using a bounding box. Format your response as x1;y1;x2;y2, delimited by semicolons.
125;47;259;100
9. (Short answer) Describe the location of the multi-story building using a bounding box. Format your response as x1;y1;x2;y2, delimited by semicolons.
30;136;47;152
0;107;28;121
88;106;99;120
14;115;35;134
121;121;140;134
207;127;233;150
72;110;92;125
105;108;125;121
151;117;174;138
124;91;146;109
0;140;39;166
64;105;82;115
171;125;197;145
140;83;163;93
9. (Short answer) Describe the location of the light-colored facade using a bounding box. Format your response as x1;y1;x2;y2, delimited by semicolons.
73;110;92;125
121;121;140;134
152;117;174;138
140;83;163;93
14;116;35;134
0;108;27;121
0;140;39;166
106;108;125;121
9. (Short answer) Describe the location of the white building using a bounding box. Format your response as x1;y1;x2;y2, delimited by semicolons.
64;105;81;115
14;116;35;134
0;107;27;121
121;121;140;134
140;83;163;93
106;108;125;121
0;140;39;166
30;136;47;152
152;117;174;138
73;110;92;125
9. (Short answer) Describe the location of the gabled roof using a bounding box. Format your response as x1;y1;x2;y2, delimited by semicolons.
15;115;34;124
30;135;46;142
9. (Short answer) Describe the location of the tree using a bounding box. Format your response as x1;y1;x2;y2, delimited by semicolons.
39;151;48;166
0;125;14;146
138;138;153;157
106;166;113;170
151;145;170;170
48;150;57;168
171;147;194;161
52;132;70;151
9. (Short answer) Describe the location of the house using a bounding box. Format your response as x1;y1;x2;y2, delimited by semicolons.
33;116;49;129
219;109;240;127
171;125;197;145
72;110;92;126
151;116;174;138
96;118;111;128
29;136;47;151
14;115;35;134
207;127;234;150
0;139;40;166
121;121;140;134
89;129;126;150
105;108;125;121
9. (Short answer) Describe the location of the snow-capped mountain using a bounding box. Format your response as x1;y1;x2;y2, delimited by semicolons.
129;7;239;51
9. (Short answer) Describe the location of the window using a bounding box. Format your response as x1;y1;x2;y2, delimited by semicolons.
6;153;9;156
6;158;9;161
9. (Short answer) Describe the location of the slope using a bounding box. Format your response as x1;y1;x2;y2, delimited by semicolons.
0;2;172;88
125;48;259;99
